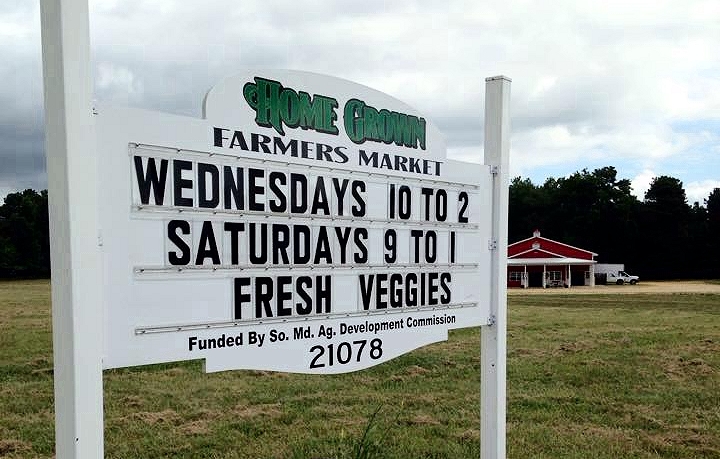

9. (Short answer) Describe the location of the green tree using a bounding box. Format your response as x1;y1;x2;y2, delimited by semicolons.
706;188;720;278
508;177;551;243
509;167;641;269
0;189;50;278
640;176;691;279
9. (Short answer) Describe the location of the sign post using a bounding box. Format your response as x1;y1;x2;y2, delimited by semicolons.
481;76;511;459
40;0;104;457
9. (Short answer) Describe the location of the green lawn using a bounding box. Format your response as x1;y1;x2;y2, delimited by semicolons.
1;280;719;458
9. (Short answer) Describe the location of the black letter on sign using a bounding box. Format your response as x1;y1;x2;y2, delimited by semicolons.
248;168;265;211
351;180;366;217
384;229;397;263
410;229;423;263
436;189;447;221
213;127;228;147
428;272;439;305
167;220;190;265
440;272;451;304
458;191;469;223
450;231;456;263
375;274;388;309
198;162;220;208
255;277;274;318
334;227;351;264
314;226;333;264
405;273;417;306
332;178;349;215
134;156;168;205
390;273;403;308
272;224;291;264
421;187;433;221
296;276;313;315
249;223;268;264
359;275;373;310
389;184;396;218
311;176;331;215
268;171;287;212
425;231;437;263
196;221;220;265
290;173;308;213
234;277;251;319
224;222;245;265
277;276;293;317
224;166;244;210
315;275;332;313
354;228;368;263
173;159;193;207
398;185;411;220
293;225;311;264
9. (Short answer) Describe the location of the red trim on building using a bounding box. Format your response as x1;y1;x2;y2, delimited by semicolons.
507;230;597;288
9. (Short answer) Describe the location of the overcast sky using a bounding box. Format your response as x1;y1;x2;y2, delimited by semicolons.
2;0;719;204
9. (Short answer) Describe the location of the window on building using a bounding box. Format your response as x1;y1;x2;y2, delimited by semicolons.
548;271;561;281
509;271;522;281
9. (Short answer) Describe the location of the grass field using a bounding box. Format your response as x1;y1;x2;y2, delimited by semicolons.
1;280;719;458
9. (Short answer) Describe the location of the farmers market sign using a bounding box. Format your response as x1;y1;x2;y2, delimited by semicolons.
96;70;493;373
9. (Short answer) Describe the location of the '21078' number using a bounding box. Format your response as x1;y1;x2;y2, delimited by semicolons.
309;339;383;369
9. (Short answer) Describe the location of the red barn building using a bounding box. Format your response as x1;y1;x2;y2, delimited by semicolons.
507;230;597;288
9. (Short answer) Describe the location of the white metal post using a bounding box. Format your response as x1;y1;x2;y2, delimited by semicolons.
40;0;104;457
481;76;510;459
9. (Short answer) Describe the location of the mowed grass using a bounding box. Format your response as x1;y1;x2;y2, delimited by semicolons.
1;280;719;458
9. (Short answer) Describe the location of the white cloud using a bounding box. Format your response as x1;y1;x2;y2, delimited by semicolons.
631;169;657;200
686;180;720;205
96;62;144;103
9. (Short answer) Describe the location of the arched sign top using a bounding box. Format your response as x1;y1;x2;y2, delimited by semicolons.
202;70;447;162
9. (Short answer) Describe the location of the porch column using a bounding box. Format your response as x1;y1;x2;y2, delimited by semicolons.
589;264;595;287
567;264;571;287
542;265;546;288
523;265;527;288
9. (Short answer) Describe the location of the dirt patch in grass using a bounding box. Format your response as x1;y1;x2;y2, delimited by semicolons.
119;395;145;408
391;365;430;381
0;439;31;456
245;370;290;378
405;364;430;376
622;405;666;429
180;419;211;435
560;424;634;444
679;339;719;354
664;357;715;380
456;428;480;442
510;347;549;358
232;403;283;419
129;409;182;425
405;414;441;426
643;430;720;452
556;340;595;354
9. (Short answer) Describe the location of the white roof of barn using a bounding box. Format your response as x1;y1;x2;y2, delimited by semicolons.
507;257;596;266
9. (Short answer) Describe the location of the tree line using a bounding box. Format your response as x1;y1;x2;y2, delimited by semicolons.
1;166;719;279
510;167;720;279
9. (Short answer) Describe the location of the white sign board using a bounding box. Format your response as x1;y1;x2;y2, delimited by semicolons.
97;70;493;373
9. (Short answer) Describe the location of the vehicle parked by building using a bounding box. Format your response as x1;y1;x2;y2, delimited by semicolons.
606;270;639;285
595;264;639;285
